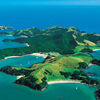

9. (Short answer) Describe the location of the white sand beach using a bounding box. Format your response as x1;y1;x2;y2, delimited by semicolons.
30;53;48;58
88;64;94;67
20;35;28;38
17;75;25;79
48;80;81;85
93;49;100;51
0;53;48;61
25;43;30;47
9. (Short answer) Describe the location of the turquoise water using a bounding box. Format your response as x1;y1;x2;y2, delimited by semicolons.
90;50;100;59
0;72;96;100
0;55;45;68
85;50;100;80
0;35;27;49
85;65;100;80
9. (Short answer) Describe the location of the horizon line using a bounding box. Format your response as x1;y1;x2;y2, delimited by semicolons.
0;1;100;6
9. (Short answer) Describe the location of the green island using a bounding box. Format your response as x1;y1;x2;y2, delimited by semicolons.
0;26;14;31
0;26;100;99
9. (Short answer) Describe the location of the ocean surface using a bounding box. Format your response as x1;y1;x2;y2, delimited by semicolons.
0;5;100;33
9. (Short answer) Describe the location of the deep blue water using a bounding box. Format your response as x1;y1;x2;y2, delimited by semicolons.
0;5;100;33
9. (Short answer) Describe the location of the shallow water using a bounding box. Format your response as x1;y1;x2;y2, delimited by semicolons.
85;65;100;80
0;55;45;68
0;35;27;49
0;72;96;100
90;50;100;59
85;50;100;80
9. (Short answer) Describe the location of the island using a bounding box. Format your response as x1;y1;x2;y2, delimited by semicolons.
0;26;100;98
0;26;15;31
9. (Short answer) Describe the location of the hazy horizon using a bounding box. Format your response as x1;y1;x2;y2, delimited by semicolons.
0;0;100;6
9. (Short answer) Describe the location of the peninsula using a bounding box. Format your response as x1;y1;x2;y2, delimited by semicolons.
0;26;100;99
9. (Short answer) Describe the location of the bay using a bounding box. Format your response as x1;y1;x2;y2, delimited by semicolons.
0;72;96;100
0;35;27;49
85;50;100;80
0;55;45;68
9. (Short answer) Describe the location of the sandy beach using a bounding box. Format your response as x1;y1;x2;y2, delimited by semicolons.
93;49;100;51
0;53;48;61
48;80;81;85
20;35;28;38
88;64;94;67
30;53;48;58
17;75;25;79
25;43;30;47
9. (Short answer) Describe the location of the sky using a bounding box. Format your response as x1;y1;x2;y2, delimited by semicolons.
0;0;100;6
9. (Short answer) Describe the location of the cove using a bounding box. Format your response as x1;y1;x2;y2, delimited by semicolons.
85;50;100;80
0;55;45;68
0;72;96;100
0;35;27;49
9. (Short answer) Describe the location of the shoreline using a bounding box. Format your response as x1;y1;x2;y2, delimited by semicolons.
48;80;81;85
88;64;95;67
17;75;25;79
86;64;95;69
93;49;100;51
25;43;30;47
0;53;48;61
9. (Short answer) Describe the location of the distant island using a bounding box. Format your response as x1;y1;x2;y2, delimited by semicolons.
0;26;15;31
0;26;100;99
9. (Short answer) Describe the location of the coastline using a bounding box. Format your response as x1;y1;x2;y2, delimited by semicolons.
0;53;48;61
17;75;25;79
48;80;81;85
93;49;100;51
25;43;30;47
88;64;95;67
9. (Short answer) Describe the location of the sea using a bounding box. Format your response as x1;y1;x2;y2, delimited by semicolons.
0;5;100;33
0;5;100;100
